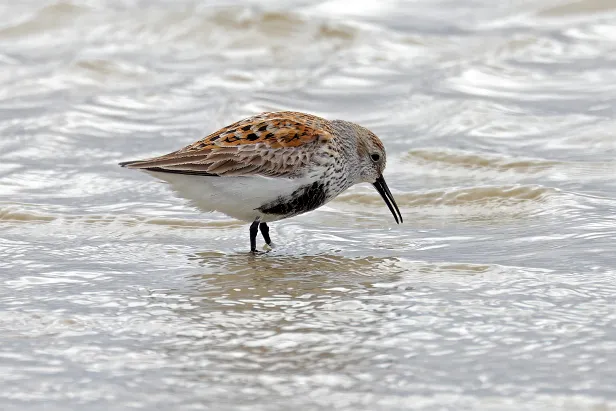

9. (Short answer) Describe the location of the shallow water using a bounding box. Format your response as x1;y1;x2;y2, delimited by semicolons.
2;0;616;409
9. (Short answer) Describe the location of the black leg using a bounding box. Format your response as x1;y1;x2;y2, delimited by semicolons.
249;220;259;253
259;222;272;245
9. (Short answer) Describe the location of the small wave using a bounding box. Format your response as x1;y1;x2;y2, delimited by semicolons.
339;184;556;207
405;149;560;173
336;184;560;226
113;7;360;53
0;204;240;230
0;2;89;38
399;149;616;185
0;206;54;223
537;0;616;18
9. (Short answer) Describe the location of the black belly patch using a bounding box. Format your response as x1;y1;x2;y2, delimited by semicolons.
258;182;328;217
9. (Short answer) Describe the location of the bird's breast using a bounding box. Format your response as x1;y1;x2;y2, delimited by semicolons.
257;180;330;218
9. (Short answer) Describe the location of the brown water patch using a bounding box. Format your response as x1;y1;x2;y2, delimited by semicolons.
0;2;90;38
336;185;559;226
183;253;403;312
0;205;240;230
190;253;399;278
0;206;55;223
538;0;616;17
339;185;555;208
152;7;359;51
405;149;561;173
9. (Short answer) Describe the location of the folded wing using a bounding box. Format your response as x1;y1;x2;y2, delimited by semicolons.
119;111;333;177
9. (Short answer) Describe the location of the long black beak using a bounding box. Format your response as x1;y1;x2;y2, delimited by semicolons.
372;175;403;224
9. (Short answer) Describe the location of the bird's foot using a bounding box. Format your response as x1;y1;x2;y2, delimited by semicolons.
262;242;275;251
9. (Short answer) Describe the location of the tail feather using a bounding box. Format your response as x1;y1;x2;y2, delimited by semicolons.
119;160;141;168
118;160;219;176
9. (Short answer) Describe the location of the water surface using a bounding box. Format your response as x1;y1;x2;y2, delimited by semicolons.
1;0;616;409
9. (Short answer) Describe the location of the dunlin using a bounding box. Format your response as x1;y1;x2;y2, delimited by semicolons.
120;111;402;253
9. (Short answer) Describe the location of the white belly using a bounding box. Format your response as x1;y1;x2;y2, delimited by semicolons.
145;171;315;222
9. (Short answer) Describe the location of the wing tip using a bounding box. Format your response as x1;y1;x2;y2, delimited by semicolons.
119;160;145;168
119;161;220;177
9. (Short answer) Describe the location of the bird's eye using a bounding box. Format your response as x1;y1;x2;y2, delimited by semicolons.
371;153;380;162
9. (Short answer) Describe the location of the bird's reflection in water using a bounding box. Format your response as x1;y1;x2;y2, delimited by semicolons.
183;252;405;312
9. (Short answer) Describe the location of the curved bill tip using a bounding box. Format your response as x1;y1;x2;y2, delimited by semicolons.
372;175;403;224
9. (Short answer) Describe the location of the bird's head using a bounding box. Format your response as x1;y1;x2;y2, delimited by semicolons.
335;121;403;224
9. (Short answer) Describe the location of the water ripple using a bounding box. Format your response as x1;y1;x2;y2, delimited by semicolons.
2;0;616;410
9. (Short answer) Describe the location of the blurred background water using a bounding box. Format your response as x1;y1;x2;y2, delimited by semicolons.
1;0;616;410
